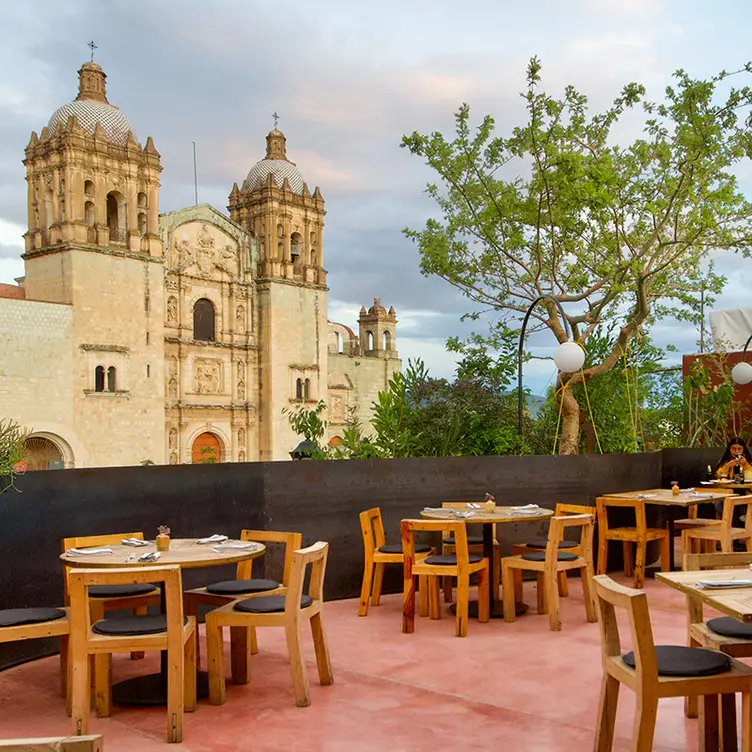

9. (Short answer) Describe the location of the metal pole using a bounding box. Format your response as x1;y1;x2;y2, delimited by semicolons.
192;142;198;206
743;333;752;360
517;295;572;438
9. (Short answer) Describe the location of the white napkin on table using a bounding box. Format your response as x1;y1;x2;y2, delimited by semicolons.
635;494;657;499
121;538;150;547
212;542;259;552
196;534;229;544
503;504;543;514
66;547;113;556
137;551;161;562
697;579;752;589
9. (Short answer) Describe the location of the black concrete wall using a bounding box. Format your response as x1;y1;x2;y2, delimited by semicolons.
0;447;717;670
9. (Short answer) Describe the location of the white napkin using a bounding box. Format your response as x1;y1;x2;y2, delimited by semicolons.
121;538;149;547
451;510;475;518
700;481;715;485
422;507;452;514
688;492;714;499
502;504;542;514
212;542;259;552
66;547;113;556
137;551;161;562
197;534;229;544
697;579;752;589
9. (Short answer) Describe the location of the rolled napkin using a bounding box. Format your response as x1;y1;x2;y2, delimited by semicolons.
687;492;714;499
635;494;657;499
197;534;229;544
451;510;475;518
697;579;752;589
422;508;452;515
212;542;260;552
66;547;113;556
502;504;542;514
121;538;150;547
137;551;161;562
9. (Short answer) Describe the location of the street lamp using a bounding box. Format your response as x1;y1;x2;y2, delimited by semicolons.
517;295;586;437
731;334;752;385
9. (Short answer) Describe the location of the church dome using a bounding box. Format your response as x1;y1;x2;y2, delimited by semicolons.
243;128;306;194
47;62;136;146
368;298;387;316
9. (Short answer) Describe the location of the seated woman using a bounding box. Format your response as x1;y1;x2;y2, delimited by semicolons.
716;436;752;480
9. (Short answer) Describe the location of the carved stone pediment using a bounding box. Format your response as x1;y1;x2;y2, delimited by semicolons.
168;221;240;279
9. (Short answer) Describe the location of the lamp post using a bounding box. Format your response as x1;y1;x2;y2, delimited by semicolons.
731;334;752;385
517;295;586;438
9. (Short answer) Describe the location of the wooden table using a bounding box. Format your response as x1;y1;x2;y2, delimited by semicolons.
421;506;554;618
704;480;752;493
61;538;265;705
600;489;728;571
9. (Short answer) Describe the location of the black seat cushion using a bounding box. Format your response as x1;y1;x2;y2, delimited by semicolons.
234;594;313;614
520;551;579;562
378;544;431;554
205;579;280;595
623;645;732;676
444;535;484;545
423;553;483;566
707;616;752;639
525;539;578;550
0;607;66;628
88;583;158;598
92;614;187;636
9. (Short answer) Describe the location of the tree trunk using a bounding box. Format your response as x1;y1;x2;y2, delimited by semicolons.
558;386;580;455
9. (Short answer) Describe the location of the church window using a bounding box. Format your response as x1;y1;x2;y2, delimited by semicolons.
304;378;311;401
84;180;95;197
107;366;117;392
106;190;126;243
193;298;215;341
383;331;391;351
367;331;374;350
295;378;303;400
336;332;343;354
84;201;95;227
291;232;303;265
147;364;151;378
94;366;105;392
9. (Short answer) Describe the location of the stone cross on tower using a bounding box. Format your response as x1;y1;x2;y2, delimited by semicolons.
272;112;279;129
87;40;97;62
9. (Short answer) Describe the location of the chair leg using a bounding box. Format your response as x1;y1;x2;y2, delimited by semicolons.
477;565;490;623
402;574;416;634
455;573;469;637
184;628;197;713
250;626;258;655
130;604;147;659
632;696;658;752
659;534;671;572
581;565;598;623
557;571;569;597
418;575;429;617
443;574;453;603
371;563;385;607
546;568;561;632
742;688;752;752
594;674;620;752
230;626;251;684
285;621;311;707
685;633;700;719
597;534;608;575
358;558;374;616
633;539;646;589
93;654;111;718
310;612;334;686
502;563;517;623
70;649;91;737
428;575;441;619
513;569;523;604
59;634;69;701
205;616;226;706
699;693;720;752
536;573;547;614
166;637;185;743
622;542;634;577
719;693;737;752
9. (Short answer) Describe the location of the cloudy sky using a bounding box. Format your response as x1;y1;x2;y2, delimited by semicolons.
2;0;752;394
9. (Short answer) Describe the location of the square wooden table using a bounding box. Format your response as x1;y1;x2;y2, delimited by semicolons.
600;489;728;571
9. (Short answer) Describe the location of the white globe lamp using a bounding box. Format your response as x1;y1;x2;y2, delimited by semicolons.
732;361;752;385
554;341;586;373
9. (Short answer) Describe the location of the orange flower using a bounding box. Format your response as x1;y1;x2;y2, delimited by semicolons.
12;460;27;475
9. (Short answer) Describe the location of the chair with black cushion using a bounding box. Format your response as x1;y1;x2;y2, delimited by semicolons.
206;541;333;707
593;574;752;752
682;550;752;727
0;606;70;701
440;502;498;603
683;494;752;556
502;513;596;631
511;503;593;599
401;519;489;637
69;565;196;744
62;532;160;661
358;508;433;617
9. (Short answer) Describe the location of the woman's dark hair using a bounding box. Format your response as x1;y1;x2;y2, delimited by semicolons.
717;436;752;470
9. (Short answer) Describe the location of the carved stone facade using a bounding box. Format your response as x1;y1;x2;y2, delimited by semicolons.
0;60;400;467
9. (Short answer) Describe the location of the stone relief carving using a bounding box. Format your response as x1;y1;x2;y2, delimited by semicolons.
169;428;177;449
169;222;240;277
236;305;245;332
196;223;216;275
237;380;246;401
330;394;345;421
194;359;222;394
168;377;178;398
237;361;245;381
166;296;177;324
238;450;246;463
238;427;246;446
169;452;178;465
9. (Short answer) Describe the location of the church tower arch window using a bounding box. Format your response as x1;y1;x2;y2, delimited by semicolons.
94;366;105;392
193;298;216;342
107;366;117;392
304;378;311;401
290;232;303;265
367;331;374;351
137;192;148;235
106;190;127;243
383;331;391;351
84;180;95;197
295;378;303;400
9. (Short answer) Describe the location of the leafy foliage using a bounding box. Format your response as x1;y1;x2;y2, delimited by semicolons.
0;420;29;494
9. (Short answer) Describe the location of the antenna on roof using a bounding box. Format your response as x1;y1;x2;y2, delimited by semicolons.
192;141;198;206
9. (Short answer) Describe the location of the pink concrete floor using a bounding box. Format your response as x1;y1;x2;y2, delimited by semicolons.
0;576;729;751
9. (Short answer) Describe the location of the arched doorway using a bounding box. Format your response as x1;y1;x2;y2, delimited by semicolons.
191;432;221;464
23;436;64;471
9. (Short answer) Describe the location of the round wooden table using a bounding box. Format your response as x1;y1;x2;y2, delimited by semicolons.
60;538;266;706
421;506;554;618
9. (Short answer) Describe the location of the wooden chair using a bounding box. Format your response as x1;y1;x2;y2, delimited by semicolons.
595;497;670;588
62;532;160;661
673;488;731;533
0;738;102;752
401;519;490;637
184;529;301;664
512;503;594;598
593;574;752;752
69;565;196;744
682;550;752;729
683;494;752;555
0;606;70;701
502;513;597;631
206;541;333;708
358;508;433;617
440;502;499;603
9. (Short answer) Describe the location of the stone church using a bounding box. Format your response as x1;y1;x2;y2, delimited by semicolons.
0;60;401;468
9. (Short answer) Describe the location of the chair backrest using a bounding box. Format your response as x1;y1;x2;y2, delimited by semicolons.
545;514;594;566
401;519;471;567
554;503;595;517
593;574;659;683
595;497;646;534
60;532;146;598
284;541;329;615
238;529;302;584
69;565;184;648
683;550;752;572
359;508;387;559
719;494;752;535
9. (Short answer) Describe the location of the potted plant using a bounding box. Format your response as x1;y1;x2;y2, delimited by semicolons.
156;525;171;551
0;420;29;495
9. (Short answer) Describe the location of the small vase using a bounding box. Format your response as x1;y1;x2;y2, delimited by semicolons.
156;535;170;552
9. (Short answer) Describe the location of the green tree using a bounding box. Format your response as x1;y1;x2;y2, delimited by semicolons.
402;58;752;454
